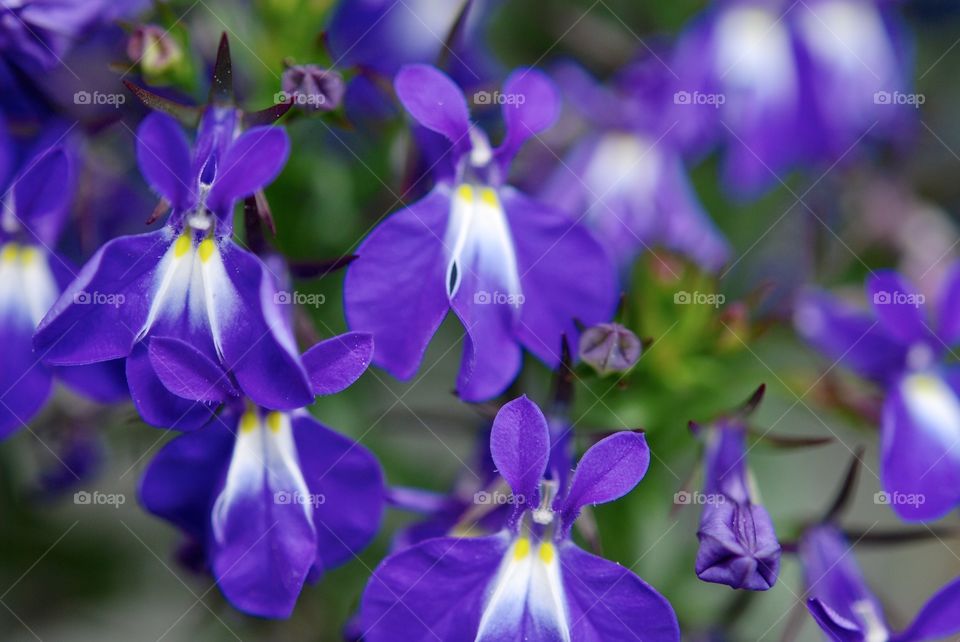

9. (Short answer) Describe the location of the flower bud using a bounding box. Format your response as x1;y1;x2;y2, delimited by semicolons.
127;25;183;76
578;322;641;375
281;64;345;113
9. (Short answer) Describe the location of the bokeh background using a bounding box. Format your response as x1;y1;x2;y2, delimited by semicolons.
2;0;960;640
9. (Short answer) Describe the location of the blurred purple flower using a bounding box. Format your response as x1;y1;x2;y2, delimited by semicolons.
801;524;960;641
360;395;679;641
344;65;616;401
0;127;126;438
795;266;960;521
541;61;729;272
672;0;912;196
694;418;781;590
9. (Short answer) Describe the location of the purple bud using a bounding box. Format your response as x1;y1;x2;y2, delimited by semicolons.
127;25;183;75
281;64;345;113
578;322;641;375
694;421;781;590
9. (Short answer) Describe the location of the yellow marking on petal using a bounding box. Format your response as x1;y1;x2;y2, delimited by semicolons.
539;542;555;564
1;243;19;263
198;238;216;263
19;246;39;265
173;233;193;258
480;187;498;207
456;184;474;202
266;411;283;433
239;411;258;434
909;374;940;393
513;537;530;560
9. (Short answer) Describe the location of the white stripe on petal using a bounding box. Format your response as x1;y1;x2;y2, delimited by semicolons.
901;373;960;451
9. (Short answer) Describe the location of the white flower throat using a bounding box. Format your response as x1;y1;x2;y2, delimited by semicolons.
444;184;522;307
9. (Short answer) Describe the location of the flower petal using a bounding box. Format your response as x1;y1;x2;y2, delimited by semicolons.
147;336;239;403
34;230;168;366
490;395;550;506
867;270;931;346
394;64;471;144
503;187;617;368
494;67;560;167
344;189;450;380
301;332;373;396
292;413;384;571
136;112;194;210
360;534;507;641
56;360;129;404
559;431;649;527
126;342;217;431
880;372;960;521
794;289;906;385
560;542;680;642
937;261;960;346
13;147;71;247
206;126;290;217
217;244;313;410
893;576;960;642
0;312;51;439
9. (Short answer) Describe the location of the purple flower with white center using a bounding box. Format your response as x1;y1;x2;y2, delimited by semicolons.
541;61;729;272
672;0;911;196
359;395;679;641
33;107;308;430
344;65;617;401
141;326;380;618
693;416;781;590
795;265;960;521
0;130;126;438
800;524;960;642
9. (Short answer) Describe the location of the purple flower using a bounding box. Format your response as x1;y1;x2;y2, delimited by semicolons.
795;266;960;521
541;61;729;272
672;0;911;196
693;418;781;590
0;0;110;69
33;108;308;430
359;395;679;641
344;65;617;401
140;323;380;618
140;402;384;618
0;129;126;438
800;524;960;642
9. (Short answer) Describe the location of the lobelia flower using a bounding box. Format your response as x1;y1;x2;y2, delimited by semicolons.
344;64;617;401
691;411;781;590
360;395;680;641
800;524;960;642
139;331;383;617
32;101;311;430
541;60;729;272
671;0;911;196
0;132;126;439
795;265;960;521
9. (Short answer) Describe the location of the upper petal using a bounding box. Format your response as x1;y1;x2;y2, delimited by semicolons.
490;395;550;507
13;146;71;247
300;331;373;396
494;67;561;168
394;64;471;145
867;270;932;346
206;126;290;217
136;112;194;210
559;431;650;529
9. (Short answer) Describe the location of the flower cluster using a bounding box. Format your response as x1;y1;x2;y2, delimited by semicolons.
3;0;960;640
